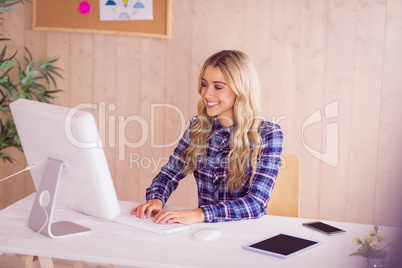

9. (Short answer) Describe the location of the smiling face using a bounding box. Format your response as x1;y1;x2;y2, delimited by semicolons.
200;65;236;127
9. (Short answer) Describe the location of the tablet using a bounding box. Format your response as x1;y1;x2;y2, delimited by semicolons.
242;233;323;259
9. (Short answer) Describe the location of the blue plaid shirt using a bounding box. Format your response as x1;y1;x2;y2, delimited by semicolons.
146;116;283;222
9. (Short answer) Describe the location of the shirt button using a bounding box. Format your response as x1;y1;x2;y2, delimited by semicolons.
220;148;223;151
215;166;218;169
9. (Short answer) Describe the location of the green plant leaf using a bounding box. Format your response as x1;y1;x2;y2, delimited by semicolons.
0;59;14;71
349;252;362;257
0;33;63;164
0;45;8;60
0;65;14;82
0;0;24;8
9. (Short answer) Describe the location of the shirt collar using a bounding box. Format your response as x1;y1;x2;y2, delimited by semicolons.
213;116;234;134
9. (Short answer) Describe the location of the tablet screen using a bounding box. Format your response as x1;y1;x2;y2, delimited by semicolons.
243;233;322;258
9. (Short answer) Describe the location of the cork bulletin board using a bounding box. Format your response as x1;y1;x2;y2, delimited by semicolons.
33;0;171;38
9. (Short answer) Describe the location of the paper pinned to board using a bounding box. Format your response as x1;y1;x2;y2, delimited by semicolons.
100;0;153;21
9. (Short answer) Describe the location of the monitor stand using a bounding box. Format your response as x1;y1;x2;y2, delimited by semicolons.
28;157;91;238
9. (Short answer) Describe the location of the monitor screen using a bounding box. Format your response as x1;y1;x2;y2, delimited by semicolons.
10;99;121;238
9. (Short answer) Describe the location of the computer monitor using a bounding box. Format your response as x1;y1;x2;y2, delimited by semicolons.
10;98;121;238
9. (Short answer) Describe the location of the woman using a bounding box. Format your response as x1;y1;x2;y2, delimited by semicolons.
131;50;283;224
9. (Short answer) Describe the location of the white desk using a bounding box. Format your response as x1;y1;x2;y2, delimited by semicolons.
0;194;400;268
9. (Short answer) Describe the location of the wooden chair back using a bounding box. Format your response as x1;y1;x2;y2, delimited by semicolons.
266;154;301;217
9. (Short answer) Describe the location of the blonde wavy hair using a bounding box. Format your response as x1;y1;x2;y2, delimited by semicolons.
181;50;262;192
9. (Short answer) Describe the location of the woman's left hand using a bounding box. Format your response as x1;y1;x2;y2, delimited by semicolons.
153;208;205;225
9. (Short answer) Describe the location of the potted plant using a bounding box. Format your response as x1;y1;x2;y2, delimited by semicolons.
350;225;392;268
0;0;63;164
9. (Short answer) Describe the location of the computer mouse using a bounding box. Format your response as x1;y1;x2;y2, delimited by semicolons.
193;228;222;241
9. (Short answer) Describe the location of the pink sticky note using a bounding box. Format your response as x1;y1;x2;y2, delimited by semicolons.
78;1;91;15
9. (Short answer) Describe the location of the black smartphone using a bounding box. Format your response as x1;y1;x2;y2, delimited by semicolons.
302;221;346;236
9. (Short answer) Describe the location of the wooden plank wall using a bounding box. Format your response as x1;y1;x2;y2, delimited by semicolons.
1;0;401;227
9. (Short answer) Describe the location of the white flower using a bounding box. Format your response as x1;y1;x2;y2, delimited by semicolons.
369;241;381;250
377;233;386;242
364;235;374;243
352;235;360;244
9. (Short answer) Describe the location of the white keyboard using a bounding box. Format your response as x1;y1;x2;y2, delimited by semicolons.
112;211;190;234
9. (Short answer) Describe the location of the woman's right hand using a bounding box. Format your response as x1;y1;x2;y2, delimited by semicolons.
130;199;163;219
